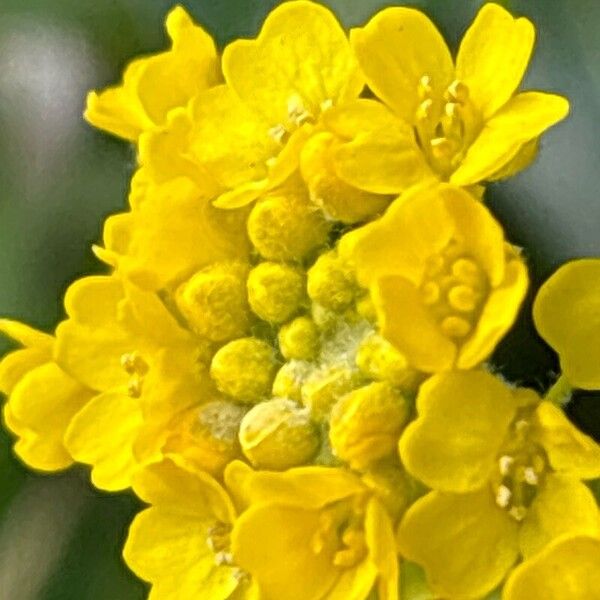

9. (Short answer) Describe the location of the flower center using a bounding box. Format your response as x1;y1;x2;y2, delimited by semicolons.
414;75;480;177
419;242;489;340
492;410;548;521
120;351;149;397
207;521;234;565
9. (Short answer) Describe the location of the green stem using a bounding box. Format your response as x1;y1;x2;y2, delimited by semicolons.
544;374;573;407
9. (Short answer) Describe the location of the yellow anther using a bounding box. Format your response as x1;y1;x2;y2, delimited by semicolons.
509;506;528;522
287;94;312;125
421;281;441;305
415;98;433;121
440;315;472;338
329;381;409;471
447;284;478;312
451;258;482;284
430;136;455;159
210;337;277;404
495;484;512;509
498;455;514;476
127;373;144;398
120;351;148;375
307;250;358;312
445;79;469;103
248;194;330;261
207;522;233;554
523;467;539;486
320;98;333;112
272;360;311;402
176;262;250;342
247;262;306;324
278;316;320;361
444;101;460;119
268;123;287;144
418;74;433;99
239;398;320;470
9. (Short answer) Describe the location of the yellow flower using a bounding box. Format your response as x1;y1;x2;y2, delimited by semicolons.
123;457;251;600
533;258;600;390
85;6;219;141
226;461;399;600
397;370;600;599
98;169;250;291
340;184;528;373
502;534;600;600
0;320;93;470
329;2;569;193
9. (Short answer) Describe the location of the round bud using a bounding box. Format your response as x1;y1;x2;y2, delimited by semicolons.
278;316;320;361
210;337;277;403
272;360;311;402
247;194;330;261
307;251;358;312
239;398;320;470
164;400;247;475
247;262;305;323
176;262;250;342
329;382;409;470
300;132;390;224
362;463;412;520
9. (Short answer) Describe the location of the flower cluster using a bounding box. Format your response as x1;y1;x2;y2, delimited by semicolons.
1;2;599;599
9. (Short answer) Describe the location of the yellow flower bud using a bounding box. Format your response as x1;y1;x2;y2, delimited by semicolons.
272;360;311;402
239;398;320;470
278;316;320;361
164;400;247;475
356;333;423;392
210;337;277;403
362;462;413;520
307;250;358;312
301;364;363;421
247;194;330;261
176;262;250;342
329;382;409;470
247;262;305;323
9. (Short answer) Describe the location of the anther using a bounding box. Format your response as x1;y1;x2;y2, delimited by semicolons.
447;285;478;312
430;137;454;159
509;506;527;522
268;124;287;144
287;95;311;126
214;551;234;566
418;74;433;99
523;467;539;486
320;98;333;112
495;485;512;508
440;315;471;338
445;80;469;103
498;455;514;476
416;98;433;121
127;374;143;398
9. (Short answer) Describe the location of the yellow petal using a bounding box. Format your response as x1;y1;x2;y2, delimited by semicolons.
0;319;53;349
373;275;457;373
223;1;362;125
132;458;235;523
64;390;143;491
326;559;377;600
7;362;92;470
85;6;218;141
456;3;535;119
63;276;124;327
397;489;519;599
534;401;600;480
451;92;569;185
399;371;518;492
0;347;50;394
533;259;600;390
123;508;238;600
351;7;453;123
519;474;600;558
457;258;528;369
232;504;339;600
503;535;600;600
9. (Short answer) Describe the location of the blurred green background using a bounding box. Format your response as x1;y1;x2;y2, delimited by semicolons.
0;0;598;597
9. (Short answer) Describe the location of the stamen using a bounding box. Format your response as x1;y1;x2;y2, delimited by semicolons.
508;506;527;522
320;98;333;112
440;315;471;338
523;467;539;486
496;485;512;508
287;95;311;126
498;455;514;476
268;124;287;144
445;80;469;104
418;74;433;99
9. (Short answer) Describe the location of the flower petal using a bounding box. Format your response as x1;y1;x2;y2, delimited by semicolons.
351;7;453;123
534;401;600;480
456;3;535;119
533;259;600;390
519;474;600;559
451;92;569;186
64;390;143;491
223;1;362;125
503;535;600;600
0;347;50;394
124;508;238;600
397;489;519;599
399;371;518;492
0;319;53;349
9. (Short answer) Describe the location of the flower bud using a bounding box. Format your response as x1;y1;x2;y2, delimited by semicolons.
278;316;320;361
329;382;409;470
239;398;320;470
247;262;305;323
307;250;358;312
272;360;311;402
210;337;277;403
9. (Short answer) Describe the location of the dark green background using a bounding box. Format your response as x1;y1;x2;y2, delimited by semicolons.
0;1;598;597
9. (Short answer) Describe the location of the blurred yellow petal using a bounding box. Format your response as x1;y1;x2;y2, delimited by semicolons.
223;1;362;125
373;275;456;373
85;6;219;141
533;259;600;390
7;362;92;470
124;508;238;600
400;371;518;492
0;347;50;394
457;258;528;369
451;92;569;186
534;402;600;480
397;489;519;599
519;474;600;558
456;3;535;119
64;391;143;491
351;7;453;123
0;319;53;349
326;559;377;600
503;535;600;600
